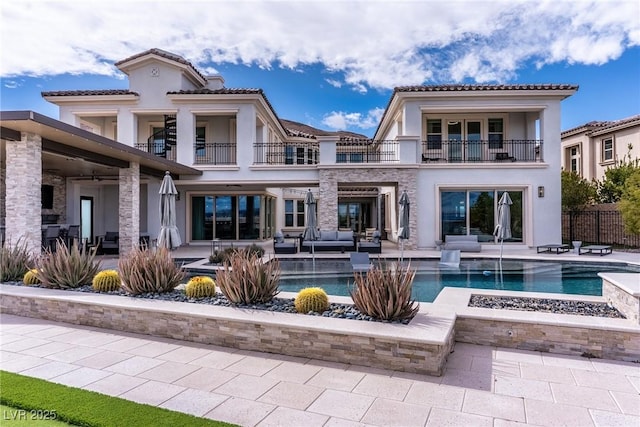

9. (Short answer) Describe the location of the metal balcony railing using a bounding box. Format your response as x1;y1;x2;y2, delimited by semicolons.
135;142;177;161
420;139;543;163
336;140;399;163
193;143;237;165
253;142;320;165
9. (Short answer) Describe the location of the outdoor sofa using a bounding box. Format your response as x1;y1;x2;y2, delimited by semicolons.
301;230;357;252
443;235;482;252
273;231;298;254
357;230;382;253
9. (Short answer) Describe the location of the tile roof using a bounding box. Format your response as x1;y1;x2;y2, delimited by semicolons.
395;84;579;92
167;88;263;95
41;89;139;97
114;48;208;82
562;114;640;137
280;119;369;140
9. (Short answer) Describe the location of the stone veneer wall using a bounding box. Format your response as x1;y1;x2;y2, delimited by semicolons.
318;168;418;249
603;280;639;324
119;162;140;255
455;318;640;362
4;132;42;253
0;154;5;226
0;292;454;376
42;172;67;224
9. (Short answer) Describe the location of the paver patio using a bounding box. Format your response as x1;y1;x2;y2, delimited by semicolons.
1;313;638;426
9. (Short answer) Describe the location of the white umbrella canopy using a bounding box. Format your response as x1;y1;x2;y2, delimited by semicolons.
493;191;513;263
157;171;182;250
398;190;410;261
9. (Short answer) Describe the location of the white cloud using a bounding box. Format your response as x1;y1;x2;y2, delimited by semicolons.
3;80;20;89
322;108;385;130
325;78;342;88
1;1;638;87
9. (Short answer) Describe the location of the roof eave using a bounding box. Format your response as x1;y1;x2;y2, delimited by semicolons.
43;94;139;103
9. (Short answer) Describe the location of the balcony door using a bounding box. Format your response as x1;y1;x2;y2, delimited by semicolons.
448;120;481;162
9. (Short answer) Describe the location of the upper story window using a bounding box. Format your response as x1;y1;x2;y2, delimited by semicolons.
426;119;442;149
602;138;614;162
195;126;206;157
488;118;504;149
284;199;305;227
569;146;580;173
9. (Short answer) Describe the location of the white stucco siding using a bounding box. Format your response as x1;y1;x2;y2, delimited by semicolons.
129;62;193;107
415;166;559;249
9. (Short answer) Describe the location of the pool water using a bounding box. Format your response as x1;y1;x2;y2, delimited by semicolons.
277;259;640;303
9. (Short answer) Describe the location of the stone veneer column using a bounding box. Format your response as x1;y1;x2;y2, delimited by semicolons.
318;170;338;230
119;162;140;256
5;132;42;255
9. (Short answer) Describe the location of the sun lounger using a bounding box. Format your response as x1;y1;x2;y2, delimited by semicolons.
536;244;570;254
350;252;372;273
579;245;612;256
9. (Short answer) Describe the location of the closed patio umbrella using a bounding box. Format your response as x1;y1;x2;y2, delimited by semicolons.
493;191;512;266
157;171;182;250
398;190;410;262
303;189;319;262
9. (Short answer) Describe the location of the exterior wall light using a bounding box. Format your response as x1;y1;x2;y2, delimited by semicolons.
538;186;544;198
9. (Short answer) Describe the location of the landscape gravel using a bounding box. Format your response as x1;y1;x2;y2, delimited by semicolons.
469;294;626;318
4;281;626;321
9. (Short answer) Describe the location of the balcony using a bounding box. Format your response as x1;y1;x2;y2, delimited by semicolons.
193;143;236;165
135;141;176;161
254;142;319;165
421;139;542;163
336;140;399;163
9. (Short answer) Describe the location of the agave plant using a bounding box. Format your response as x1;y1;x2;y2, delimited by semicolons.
0;237;34;282
37;240;100;289
119;246;184;295
349;262;419;322
216;250;280;304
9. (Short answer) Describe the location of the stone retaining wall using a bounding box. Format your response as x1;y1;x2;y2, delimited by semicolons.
0;288;454;376
603;279;639;325
455;317;640;362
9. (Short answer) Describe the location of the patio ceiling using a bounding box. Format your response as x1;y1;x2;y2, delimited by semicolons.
0;111;202;179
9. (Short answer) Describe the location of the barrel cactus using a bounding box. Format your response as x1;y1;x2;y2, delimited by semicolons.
23;269;40;285
92;270;121;292
185;276;216;298
294;287;329;313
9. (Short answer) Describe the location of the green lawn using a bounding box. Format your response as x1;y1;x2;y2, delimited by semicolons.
0;371;237;427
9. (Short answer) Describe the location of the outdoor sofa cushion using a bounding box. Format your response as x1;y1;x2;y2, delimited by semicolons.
443;235;481;252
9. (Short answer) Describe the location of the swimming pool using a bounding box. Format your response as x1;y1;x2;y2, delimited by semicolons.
277;259;640;303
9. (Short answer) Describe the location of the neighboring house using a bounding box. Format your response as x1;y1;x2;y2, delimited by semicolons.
0;49;577;253
561;115;640;181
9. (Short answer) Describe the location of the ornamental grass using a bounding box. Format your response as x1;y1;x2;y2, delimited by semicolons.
0;238;34;282
36;240;100;289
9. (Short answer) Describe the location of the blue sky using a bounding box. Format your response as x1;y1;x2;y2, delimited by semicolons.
1;1;639;137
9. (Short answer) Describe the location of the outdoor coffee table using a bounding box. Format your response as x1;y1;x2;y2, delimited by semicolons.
578;245;612;256
536;244;570;254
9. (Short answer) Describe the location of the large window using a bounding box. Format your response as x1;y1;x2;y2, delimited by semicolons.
195;126;206;157
569;146;580;173
602;138;614;162
440;189;523;242
191;194;265;240
284;200;305;227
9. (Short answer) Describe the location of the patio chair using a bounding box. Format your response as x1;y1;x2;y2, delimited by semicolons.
43;226;61;252
273;231;297;254
350;252;372;273
358;230;381;253
98;231;119;255
65;225;80;248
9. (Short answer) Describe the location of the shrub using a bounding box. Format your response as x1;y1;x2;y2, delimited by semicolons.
23;269;40;285
209;247;236;264
0;238;34;282
92;270;121;293
244;243;265;258
349;262;419;322
216;251;280;304
37;240;100;289
294;287;329;313
119;247;184;295
185;276;216;298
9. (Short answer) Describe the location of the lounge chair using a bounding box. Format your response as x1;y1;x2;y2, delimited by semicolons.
579;245;612;256
358;230;381;254
350;252;372;273
98;232;119;254
536;244;570;254
439;249;460;268
273;231;297;254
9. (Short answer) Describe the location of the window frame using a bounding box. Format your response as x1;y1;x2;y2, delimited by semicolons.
601;138;614;163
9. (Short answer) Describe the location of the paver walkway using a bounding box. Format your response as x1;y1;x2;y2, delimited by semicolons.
1;313;639;426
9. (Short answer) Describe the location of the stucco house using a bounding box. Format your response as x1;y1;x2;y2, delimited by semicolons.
560;115;640;181
0;49;577;254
